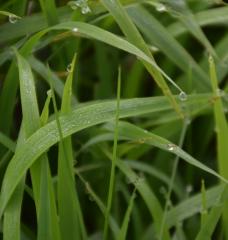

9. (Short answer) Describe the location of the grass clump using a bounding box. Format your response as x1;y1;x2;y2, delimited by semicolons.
0;0;228;239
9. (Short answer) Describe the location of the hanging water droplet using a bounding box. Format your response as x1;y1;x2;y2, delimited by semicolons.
208;55;213;63
179;91;188;101
81;5;91;14
67;63;72;73
186;184;193;194
75;0;84;7
156;3;167;12
72;27;78;33
47;89;52;97
68;1;78;10
167;143;176;151
9;15;19;24
216;88;225;97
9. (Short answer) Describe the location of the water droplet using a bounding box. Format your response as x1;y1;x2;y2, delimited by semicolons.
69;0;91;14
81;6;91;14
9;15;20;24
72;27;78;33
75;0;84;7
67;63;72;73
159;186;167;195
209;55;213;63
68;1;78;10
184;116;191;125
156;3;167;12
138;138;145;144
143;129;149;134
47;89;52;97
186;185;193;193
167;143;176;151
179;91;188;101
133;176;144;186
216;88;225;97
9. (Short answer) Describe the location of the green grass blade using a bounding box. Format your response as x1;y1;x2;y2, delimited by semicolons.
0;132;15;152
103;67;121;239
209;55;228;239
3;125;25;240
105;121;228;184
39;0;59;26
103;150;170;239
15;51;60;240
101;0;183;118
0;94;218;219
128;5;210;91
117;189;136;240
55;55;87;240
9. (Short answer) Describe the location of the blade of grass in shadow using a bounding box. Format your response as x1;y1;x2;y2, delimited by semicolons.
209;55;228;239
0;94;222;219
15;51;60;240
76;171;120;236
127;5;210;91
104;121;228;184
103;67;121;240
103;149;170;239
117;189;136;240
39;0;59;26
159;120;188;240
0;132;15;152
3;125;25;240
101;0;183;118
51;55;87;240
163;0;217;58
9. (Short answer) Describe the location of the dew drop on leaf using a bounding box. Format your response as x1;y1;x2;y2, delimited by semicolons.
179;91;188;101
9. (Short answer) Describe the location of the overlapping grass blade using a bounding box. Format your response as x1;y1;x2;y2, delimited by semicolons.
209;56;228;239
101;0;183;118
14;51;60;240
105;121;228;184
127;5;210;91
0;93;219;219
54;55;87;240
103;68;121;239
117;189;136;240
3;125;25;240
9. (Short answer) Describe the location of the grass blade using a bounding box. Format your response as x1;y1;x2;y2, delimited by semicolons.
103;67;121;239
209;55;228;239
101;0;183;118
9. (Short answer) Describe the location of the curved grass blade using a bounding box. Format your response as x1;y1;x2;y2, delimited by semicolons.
53;55;87;240
117;189;136;240
103;67;121;240
3;125;25;240
101;0;183;118
209;56;228;238
103;150;170;239
127;5;210;91
105;121;228;184
0;132;15;152
0;94;214;219
15;51;60;240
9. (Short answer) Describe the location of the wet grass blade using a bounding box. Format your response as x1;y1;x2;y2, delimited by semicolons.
0;94;216;219
54;55;87;240
209;55;228;239
103;67;121;239
14;51;60;240
117;189;136;240
101;0;183;118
